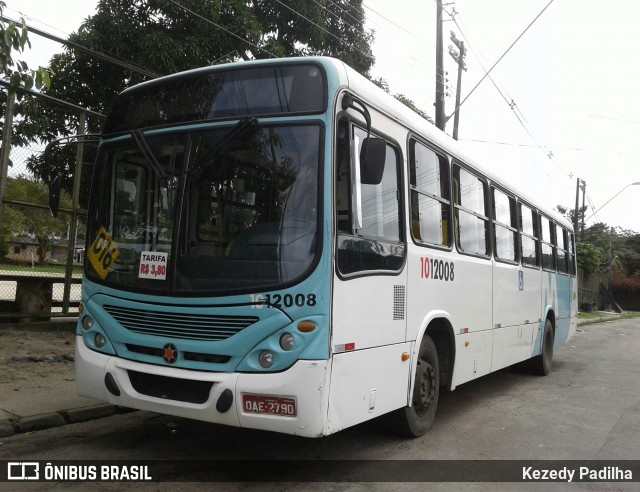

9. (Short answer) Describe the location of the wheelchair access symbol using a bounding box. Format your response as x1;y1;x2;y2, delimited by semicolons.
519;270;524;291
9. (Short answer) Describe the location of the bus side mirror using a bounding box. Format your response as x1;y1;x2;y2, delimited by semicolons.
360;138;386;185
49;175;62;218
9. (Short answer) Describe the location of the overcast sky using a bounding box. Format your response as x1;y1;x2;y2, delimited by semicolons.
8;0;640;232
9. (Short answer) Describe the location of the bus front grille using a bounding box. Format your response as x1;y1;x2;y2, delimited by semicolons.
126;343;232;364
104;305;258;341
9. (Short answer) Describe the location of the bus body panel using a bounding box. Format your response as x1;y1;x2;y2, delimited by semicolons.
491;262;540;371
491;324;535;372
406;247;493;388
326;342;412;434
331;274;408;349
451;329;495;386
554;273;577;346
492;261;522;330
406;250;492;335
76;336;332;438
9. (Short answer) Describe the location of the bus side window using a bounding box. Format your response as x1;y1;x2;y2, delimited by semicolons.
336;119;352;234
568;231;577;276
540;215;555;271
409;139;450;247
520;203;539;267
556;224;568;274
453;164;489;257
492;187;518;262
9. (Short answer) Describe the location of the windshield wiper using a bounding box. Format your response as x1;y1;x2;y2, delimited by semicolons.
132;129;167;179
188;117;258;176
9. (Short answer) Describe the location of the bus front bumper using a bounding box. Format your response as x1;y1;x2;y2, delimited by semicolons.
76;336;330;437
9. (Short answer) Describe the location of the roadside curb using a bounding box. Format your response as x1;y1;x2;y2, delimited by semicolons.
0;405;135;437
0;320;77;332
576;312;639;327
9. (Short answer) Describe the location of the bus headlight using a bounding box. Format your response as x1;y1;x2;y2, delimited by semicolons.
81;315;94;331
279;333;295;351
259;350;274;368
95;333;106;348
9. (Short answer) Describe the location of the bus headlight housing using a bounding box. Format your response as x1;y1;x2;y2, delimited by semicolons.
82;315;94;331
259;350;274;368
279;333;295;351
94;333;106;348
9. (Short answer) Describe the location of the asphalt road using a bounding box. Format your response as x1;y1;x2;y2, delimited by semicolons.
1;317;639;490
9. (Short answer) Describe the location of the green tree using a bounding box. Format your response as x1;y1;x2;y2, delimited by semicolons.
555;204;588;232
30;0;374;124
3;177;70;264
22;0;377;184
372;76;434;123
576;241;601;276
0;0;52;151
0;1;50;90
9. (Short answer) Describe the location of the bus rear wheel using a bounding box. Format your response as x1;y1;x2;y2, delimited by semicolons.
390;334;440;438
530;318;554;376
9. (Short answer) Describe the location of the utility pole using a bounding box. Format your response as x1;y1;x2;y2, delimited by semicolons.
573;177;585;234
448;31;466;140
435;0;445;131
580;180;586;236
0;89;15;239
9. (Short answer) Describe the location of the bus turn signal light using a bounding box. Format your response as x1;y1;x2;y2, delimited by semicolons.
297;321;316;333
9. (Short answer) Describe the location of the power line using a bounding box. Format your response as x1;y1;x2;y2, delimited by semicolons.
1;15;160;79
361;1;422;40
462;138;639;157
442;3;567;176
166;0;278;59
310;0;362;36
361;0;438;69
453;0;555;116
272;0;373;61
585;192;602;224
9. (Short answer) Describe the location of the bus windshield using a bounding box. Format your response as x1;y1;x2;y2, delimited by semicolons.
85;123;321;295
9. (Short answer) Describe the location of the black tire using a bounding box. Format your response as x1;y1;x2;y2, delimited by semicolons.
390;334;440;437
531;318;554;376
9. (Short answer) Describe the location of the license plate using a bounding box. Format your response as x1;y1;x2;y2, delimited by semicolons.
242;394;297;417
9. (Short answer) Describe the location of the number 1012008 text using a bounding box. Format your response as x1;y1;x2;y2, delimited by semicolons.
420;257;455;282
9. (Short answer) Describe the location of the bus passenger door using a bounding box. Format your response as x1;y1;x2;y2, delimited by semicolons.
333;121;407;348
328;118;409;431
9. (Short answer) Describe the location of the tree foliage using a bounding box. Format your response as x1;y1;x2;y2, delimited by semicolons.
20;0;381;184
0;1;50;90
0;1;53;149
30;0;374;124
3;177;71;264
371;76;434;123
555;205;640;277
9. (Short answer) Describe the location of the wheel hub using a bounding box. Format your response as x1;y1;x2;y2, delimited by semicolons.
414;360;436;412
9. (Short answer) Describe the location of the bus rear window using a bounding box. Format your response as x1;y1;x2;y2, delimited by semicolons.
104;64;327;134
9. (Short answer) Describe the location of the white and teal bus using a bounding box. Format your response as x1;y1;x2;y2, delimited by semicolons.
68;57;577;438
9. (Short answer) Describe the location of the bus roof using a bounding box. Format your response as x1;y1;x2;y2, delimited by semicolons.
115;56;572;231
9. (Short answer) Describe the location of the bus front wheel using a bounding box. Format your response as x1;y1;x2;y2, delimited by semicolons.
390;334;440;438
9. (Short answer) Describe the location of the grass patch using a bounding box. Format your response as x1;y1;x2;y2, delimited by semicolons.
0;263;82;275
578;311;610;320
578;311;640;320
578;310;640;326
